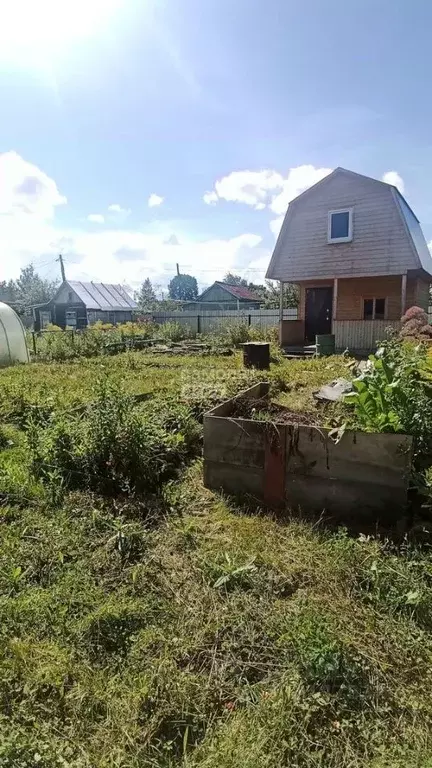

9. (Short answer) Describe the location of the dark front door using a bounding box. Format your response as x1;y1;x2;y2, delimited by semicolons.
305;287;333;343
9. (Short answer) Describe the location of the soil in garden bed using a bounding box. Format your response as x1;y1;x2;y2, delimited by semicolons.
231;396;319;426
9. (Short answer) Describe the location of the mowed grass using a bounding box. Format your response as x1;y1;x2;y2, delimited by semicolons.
1;351;432;767
1;464;432;767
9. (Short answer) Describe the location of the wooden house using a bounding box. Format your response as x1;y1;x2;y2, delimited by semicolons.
266;167;432;354
184;281;261;311
33;280;137;330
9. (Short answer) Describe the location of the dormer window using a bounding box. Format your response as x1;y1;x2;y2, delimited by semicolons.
328;209;353;243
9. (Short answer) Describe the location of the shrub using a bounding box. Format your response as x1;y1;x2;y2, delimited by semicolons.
400;305;431;341
346;337;432;459
27;379;201;496
219;321;253;347
401;306;428;324
158;321;194;342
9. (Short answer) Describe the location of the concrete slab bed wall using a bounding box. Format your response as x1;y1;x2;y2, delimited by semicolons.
203;383;412;517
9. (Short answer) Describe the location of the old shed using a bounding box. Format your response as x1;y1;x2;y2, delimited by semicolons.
33;280;137;330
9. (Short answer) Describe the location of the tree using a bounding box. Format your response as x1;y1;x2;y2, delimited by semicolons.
263;280;299;309
221;273;299;309
135;277;157;312
0;280;19;304
14;264;59;307
168;273;198;301
223;272;248;287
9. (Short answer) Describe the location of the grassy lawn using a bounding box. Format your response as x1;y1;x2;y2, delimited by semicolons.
1;351;432;767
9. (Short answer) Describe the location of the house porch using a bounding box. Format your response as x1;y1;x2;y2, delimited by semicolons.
280;274;430;355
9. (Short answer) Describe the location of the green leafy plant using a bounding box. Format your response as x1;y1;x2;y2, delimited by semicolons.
345;355;402;432
346;339;432;449
26;379;201;497
212;553;257;590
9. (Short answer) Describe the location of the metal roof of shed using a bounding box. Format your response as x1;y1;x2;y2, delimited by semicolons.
67;281;137;311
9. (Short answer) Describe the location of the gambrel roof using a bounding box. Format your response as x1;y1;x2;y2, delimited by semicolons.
266;167;432;282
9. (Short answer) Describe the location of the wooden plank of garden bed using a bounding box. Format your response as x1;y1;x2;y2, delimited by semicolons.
204;417;266;468
285;475;408;517
203;382;412;515
285;427;411;487
204;460;264;498
284;427;412;513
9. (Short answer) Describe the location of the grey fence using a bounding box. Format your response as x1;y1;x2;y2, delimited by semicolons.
151;309;297;334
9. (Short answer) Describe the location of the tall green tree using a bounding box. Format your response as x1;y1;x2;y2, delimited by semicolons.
168;273;198;301
263;279;299;309
223;272;248;287
14;264;59;306
0;280;19;304
135;277;157;312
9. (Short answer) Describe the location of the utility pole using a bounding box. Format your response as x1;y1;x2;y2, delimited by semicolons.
56;254;66;282
176;263;180;276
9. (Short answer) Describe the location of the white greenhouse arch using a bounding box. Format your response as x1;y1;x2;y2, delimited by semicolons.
0;302;30;367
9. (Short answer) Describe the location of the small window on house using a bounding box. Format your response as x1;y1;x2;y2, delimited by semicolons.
363;299;374;320
374;298;385;320
363;298;386;320
68;291;73;302
328;209;353;243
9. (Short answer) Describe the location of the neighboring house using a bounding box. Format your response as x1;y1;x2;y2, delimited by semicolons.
184;281;262;311
266;167;432;354
33;280;137;330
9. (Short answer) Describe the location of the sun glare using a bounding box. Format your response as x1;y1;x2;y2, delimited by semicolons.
0;0;120;58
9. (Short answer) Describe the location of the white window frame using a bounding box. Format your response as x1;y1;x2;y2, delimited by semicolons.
327;208;353;243
362;297;387;321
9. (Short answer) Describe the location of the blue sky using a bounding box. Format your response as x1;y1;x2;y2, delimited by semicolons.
1;0;432;293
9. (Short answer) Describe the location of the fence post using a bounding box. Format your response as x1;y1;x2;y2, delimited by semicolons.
31;332;37;356
197;315;201;334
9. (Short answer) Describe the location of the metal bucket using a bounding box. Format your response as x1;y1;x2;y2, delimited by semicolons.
315;334;335;357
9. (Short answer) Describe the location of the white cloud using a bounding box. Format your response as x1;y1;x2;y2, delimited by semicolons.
62;230;265;290
148;193;164;208
269;165;333;215
0;152;269;289
1;216;267;289
0;150;66;219
204;164;333;215
382;170;405;194
87;214;105;224
269;216;284;237
108;203;131;216
203;190;218;205
207;169;284;209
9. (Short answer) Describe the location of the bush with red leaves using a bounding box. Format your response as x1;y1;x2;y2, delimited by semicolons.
401;306;428;325
399;305;432;341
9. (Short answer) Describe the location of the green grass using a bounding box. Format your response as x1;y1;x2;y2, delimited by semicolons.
0;350;351;422
1;352;432;767
1;465;432;766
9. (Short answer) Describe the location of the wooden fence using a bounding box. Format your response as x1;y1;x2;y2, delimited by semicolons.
152;309;297;334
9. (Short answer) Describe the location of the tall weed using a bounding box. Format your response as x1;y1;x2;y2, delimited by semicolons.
26;379;201;496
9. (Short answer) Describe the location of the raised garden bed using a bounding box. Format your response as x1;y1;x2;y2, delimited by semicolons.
203;383;412;517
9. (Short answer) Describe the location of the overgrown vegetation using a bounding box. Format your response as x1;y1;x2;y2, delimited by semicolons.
346;337;432;459
400;306;432;342
1;348;432;766
29;320;280;362
26;380;201;498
